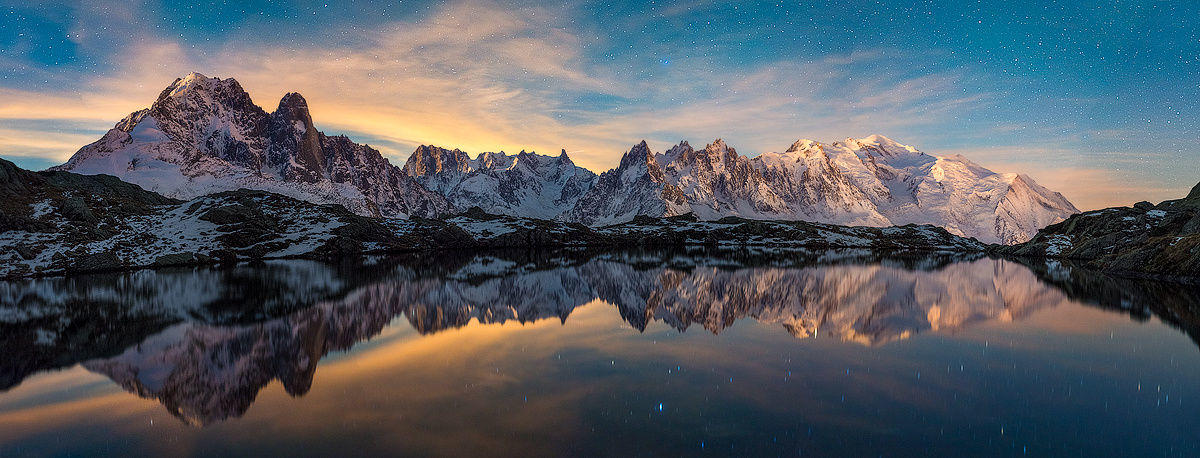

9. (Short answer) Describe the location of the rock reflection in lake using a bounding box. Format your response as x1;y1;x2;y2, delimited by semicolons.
2;248;1199;433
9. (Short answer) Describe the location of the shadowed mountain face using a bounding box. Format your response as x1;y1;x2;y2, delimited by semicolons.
2;249;1198;425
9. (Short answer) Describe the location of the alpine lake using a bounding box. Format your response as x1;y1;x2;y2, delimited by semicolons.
1;247;1198;457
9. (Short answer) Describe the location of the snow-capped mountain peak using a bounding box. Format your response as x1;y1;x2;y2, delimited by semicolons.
556;149;574;166
55;73;452;218
619;140;653;167
699;138;738;166
163;72;212;98
705;138;729;151
857;133;904;147
656;140;694;165
786;139;822;153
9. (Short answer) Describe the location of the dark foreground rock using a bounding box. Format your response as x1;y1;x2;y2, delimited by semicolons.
997;181;1200;282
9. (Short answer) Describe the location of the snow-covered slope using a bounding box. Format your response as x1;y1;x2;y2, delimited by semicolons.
567;136;1078;243
401;145;596;219
752;135;1079;243
54;73;451;218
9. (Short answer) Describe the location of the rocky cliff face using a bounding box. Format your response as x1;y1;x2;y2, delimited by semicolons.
402;145;596;219
54;73;452;218
658;139;791;218
564;141;690;225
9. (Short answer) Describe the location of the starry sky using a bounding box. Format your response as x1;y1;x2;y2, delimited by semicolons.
1;0;1197;210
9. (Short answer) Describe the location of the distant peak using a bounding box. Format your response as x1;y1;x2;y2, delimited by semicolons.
273;92;314;127
858;134;897;145
702;139;736;158
414;144;452;154
557;148;574;165
621;141;654;166
666;141;693;153
155;72;250;106
703;138;728;151
165;72;214;97
852;134;922;156
176;72;208;85
278;92;308;107
786;139;820;153
514;150;539;167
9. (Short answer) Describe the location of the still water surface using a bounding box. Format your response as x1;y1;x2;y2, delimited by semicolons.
1;249;1198;456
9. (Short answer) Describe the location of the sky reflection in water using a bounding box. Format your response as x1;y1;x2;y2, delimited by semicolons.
0;250;1197;456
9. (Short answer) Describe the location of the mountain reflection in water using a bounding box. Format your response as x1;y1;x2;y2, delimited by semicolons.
2;248;1199;432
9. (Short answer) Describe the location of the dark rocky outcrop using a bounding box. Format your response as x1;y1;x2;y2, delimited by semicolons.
997;181;1200;282
0;157;178;235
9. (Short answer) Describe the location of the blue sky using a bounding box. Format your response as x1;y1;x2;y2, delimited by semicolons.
1;0;1197;209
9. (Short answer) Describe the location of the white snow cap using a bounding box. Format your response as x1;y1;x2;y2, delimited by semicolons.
858;134;898;144
786;139;821;152
167;72;211;97
854;134;921;154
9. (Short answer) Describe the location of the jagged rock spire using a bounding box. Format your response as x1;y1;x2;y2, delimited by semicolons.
403;145;471;176
270;92;323;182
619;140;653;168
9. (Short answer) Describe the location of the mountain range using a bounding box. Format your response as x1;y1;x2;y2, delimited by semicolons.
54;73;1079;243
